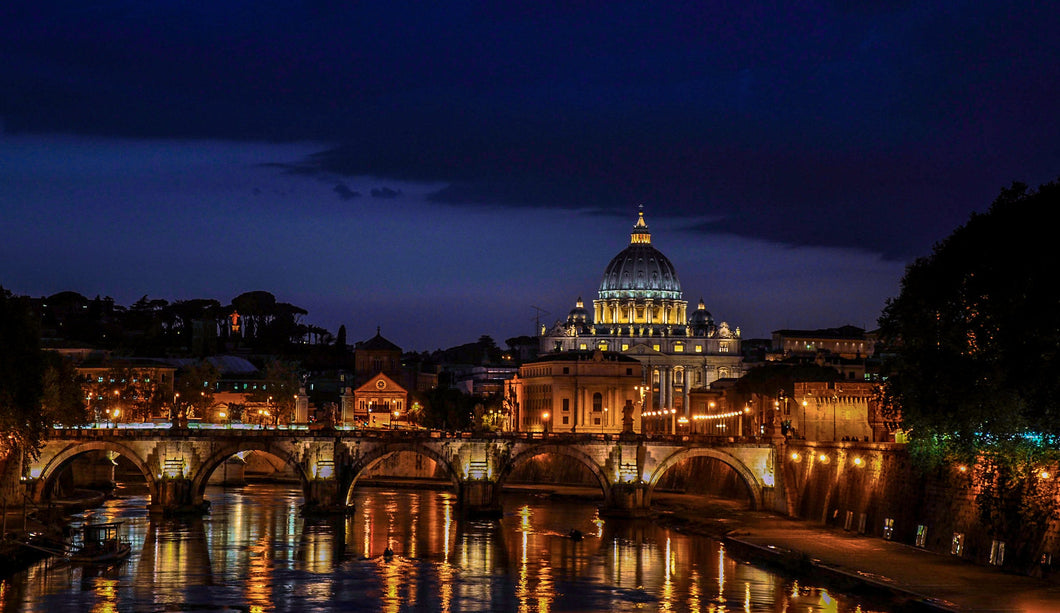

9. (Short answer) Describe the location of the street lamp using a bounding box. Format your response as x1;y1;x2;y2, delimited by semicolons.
542;411;550;434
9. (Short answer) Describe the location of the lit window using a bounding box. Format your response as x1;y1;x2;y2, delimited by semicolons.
990;540;1005;566
579;343;587;350
695;345;702;353
652;344;661;351
673;343;684;353
951;533;965;556
621;343;629;351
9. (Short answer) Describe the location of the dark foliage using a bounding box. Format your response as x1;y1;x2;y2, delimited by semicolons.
878;180;1060;571
879;180;1060;449
0;287;47;458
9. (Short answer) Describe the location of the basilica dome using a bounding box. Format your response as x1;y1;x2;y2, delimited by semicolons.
566;297;590;324
598;210;682;301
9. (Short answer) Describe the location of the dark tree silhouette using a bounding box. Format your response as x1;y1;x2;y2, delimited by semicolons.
879;180;1060;449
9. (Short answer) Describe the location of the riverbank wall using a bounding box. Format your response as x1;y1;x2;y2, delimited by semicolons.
777;440;1059;576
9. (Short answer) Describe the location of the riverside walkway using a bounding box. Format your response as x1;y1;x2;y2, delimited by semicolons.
723;512;1060;612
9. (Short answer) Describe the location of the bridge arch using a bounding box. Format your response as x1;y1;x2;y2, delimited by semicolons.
191;442;312;506
32;441;157;504
647;448;764;510
498;443;612;502
345;442;461;506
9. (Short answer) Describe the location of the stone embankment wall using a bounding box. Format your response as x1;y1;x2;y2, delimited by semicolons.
779;441;1060;575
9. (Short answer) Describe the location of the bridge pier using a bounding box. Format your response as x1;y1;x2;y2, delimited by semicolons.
301;479;352;515
149;478;209;516
460;481;502;519
602;482;651;518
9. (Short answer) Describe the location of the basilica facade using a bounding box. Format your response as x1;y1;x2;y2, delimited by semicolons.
539;209;744;420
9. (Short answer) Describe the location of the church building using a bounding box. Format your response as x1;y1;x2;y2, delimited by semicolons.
539;209;745;420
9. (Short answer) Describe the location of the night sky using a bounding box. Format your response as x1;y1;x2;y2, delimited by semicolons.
2;3;1058;351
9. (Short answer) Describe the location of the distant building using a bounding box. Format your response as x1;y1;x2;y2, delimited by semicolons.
454;365;518;396
508;349;644;434
539;209;745;418
771;326;876;361
75;357;176;422
353;328;403;386
337;329;434;427
348;372;408;428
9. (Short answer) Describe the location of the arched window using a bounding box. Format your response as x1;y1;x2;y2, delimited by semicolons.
593;392;603;412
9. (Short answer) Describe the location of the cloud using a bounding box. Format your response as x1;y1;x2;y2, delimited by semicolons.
333;184;360;200
370;187;401;199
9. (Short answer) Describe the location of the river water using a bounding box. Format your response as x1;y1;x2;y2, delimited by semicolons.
1;483;892;612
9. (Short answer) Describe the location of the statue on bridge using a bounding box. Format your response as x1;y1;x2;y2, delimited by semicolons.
622;399;635;434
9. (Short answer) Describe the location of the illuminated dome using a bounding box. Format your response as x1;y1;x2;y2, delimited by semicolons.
566;297;590;324
689;299;715;336
598;210;682;301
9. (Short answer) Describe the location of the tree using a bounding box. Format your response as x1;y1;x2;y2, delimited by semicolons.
0;287;47;459
86;367;167;423
249;361;300;425
419;388;475;430
40;352;87;427
336;325;347;354
175;360;221;420
733;362;842;399
879;181;1060;451
879;181;1060;570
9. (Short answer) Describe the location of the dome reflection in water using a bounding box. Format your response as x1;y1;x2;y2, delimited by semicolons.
4;483;889;612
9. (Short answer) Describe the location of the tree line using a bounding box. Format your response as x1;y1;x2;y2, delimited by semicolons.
34;290;329;355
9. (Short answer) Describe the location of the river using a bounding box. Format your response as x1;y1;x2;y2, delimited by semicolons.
1;483;892;612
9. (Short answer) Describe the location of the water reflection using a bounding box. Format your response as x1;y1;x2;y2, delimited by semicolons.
1;483;891;612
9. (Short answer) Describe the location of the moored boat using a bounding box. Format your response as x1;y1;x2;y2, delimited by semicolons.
68;522;130;564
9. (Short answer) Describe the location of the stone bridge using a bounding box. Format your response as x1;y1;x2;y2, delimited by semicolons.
22;427;781;517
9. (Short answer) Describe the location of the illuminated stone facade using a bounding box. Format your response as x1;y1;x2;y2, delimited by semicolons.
790;381;889;442
509;350;644;434
348;372;407;428
540;209;745;419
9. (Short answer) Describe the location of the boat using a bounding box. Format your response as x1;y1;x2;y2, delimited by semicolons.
68;522;131;564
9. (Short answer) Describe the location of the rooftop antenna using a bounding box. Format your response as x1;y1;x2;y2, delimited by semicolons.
530;306;550;334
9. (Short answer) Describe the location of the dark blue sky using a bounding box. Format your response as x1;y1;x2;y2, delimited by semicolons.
2;3;1058;350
